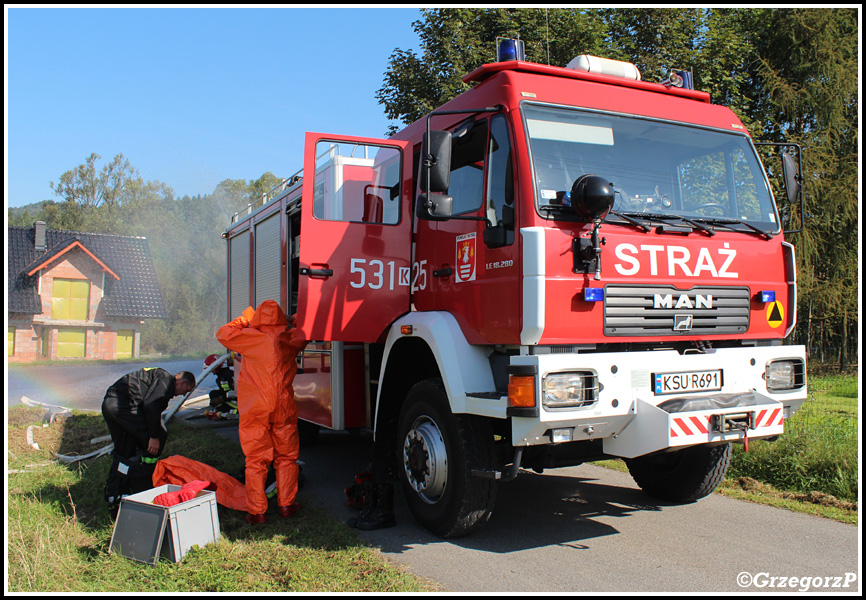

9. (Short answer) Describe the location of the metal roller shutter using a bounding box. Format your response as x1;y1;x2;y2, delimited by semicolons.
229;229;250;320
255;213;282;307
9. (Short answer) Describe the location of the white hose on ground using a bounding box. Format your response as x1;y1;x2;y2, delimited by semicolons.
55;443;115;464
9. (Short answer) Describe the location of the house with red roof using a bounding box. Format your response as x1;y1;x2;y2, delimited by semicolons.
8;221;167;362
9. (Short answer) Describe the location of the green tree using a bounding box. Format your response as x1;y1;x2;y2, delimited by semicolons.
249;171;284;203
50;153;138;211
745;8;858;369
600;8;702;81
377;8;607;133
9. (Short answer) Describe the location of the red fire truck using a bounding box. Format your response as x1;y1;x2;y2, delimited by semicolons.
223;47;807;538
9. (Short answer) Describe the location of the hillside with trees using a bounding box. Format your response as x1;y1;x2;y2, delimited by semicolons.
8;153;282;356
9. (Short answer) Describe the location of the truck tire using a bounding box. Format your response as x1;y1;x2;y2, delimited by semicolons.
396;378;497;538
625;442;731;503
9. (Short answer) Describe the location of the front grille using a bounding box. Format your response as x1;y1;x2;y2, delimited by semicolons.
604;285;750;336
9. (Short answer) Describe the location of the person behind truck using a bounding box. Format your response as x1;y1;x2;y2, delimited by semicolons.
204;353;239;419
216;300;308;524
101;368;196;517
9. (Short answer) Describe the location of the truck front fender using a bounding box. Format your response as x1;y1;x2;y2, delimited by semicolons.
376;312;503;428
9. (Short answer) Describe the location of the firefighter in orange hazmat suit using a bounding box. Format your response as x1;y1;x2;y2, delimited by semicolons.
216;300;307;524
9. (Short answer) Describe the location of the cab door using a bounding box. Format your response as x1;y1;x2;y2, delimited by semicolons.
430;114;522;344
297;132;413;342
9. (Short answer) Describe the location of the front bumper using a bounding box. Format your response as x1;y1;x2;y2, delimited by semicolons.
508;345;807;458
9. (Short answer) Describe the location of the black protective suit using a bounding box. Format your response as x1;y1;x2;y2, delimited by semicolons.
101;367;177;510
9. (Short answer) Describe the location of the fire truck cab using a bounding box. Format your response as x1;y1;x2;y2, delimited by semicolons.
224;50;807;538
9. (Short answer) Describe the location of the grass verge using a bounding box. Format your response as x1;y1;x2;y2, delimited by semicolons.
6;405;436;593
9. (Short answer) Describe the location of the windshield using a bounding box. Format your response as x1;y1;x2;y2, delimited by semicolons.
523;104;780;232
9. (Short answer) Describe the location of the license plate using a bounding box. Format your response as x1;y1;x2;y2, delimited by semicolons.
653;369;723;395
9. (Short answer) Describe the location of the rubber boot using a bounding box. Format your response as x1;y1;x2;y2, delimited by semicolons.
353;483;396;530
346;481;374;528
279;501;301;518
245;513;267;525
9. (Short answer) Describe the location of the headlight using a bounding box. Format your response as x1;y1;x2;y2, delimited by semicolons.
543;371;598;410
765;359;806;391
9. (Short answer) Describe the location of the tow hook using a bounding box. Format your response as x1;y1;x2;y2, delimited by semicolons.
711;412;756;451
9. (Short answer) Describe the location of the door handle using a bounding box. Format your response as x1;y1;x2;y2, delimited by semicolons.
299;267;334;277
433;266;453;278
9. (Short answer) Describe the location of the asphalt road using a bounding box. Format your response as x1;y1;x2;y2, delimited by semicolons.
293;430;859;593
7;361;860;593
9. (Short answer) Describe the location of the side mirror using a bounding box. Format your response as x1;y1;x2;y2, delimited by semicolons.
421;131;452;194
755;141;805;235
416;193;454;221
781;151;802;205
571;175;615;221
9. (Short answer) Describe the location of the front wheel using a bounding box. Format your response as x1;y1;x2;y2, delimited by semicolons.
625;443;731;503
397;378;497;538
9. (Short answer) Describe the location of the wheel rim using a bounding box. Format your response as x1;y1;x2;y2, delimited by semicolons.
402;415;448;504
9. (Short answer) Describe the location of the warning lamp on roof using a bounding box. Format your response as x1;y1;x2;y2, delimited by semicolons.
566;55;641;81
662;69;694;90
496;37;525;62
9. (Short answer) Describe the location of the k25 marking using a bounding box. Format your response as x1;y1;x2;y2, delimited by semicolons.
349;258;411;291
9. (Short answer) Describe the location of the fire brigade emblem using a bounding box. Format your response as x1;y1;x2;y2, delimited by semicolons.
456;233;477;282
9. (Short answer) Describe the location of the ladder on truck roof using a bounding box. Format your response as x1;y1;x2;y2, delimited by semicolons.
230;141;379;224
231;168;303;224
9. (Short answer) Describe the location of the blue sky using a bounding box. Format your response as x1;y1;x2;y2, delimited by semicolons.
6;6;423;208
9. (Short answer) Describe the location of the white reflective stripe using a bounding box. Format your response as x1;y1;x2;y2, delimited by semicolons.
520;227;545;345
782;241;798;337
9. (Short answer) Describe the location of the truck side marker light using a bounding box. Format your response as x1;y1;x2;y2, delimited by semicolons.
400;325;414;335
584;288;604;302
508;376;536;408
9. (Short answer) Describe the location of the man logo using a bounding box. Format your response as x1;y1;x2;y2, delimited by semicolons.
654;293;713;309
674;314;694;331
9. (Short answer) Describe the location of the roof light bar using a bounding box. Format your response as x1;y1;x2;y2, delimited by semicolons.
566;55;641;81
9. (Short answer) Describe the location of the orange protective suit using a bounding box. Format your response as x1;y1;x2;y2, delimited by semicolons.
216;300;307;516
153;455;248;512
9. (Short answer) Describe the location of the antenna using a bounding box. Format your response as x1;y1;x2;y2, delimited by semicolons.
545;9;551;65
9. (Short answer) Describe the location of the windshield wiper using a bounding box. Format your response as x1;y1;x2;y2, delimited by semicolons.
692;217;773;239
613;211;715;236
606;210;651;232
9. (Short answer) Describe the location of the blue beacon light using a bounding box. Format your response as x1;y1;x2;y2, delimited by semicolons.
497;37;525;62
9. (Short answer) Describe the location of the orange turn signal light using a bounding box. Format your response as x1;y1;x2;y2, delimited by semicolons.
508;375;536;408
400;325;413;335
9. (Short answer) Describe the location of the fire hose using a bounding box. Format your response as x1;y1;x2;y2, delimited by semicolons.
17;354;231;465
